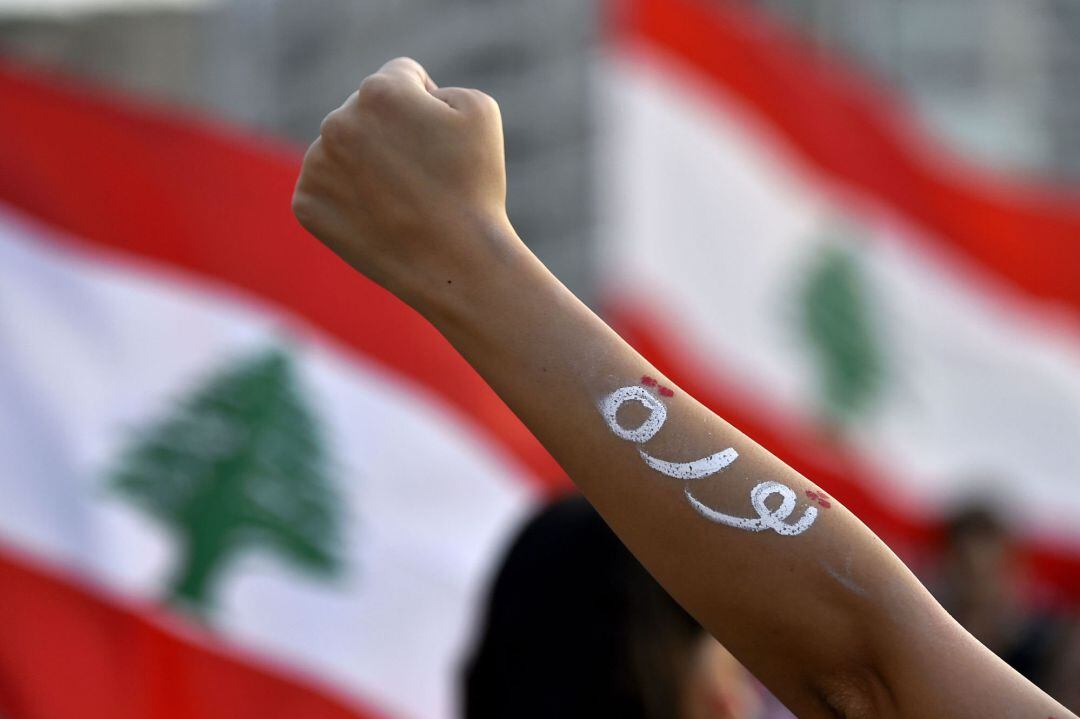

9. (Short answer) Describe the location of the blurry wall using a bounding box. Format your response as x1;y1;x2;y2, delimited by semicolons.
0;5;207;107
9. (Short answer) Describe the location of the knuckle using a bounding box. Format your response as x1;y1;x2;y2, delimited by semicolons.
357;74;397;107
291;188;315;228
387;56;421;72
298;138;325;176
318;112;344;144
468;89;500;115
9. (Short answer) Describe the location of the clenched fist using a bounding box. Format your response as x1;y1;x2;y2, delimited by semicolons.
292;57;524;311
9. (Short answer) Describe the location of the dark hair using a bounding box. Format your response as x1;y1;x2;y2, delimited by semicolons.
462;494;704;719
943;502;1010;546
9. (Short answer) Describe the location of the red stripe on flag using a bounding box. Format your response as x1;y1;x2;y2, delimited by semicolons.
609;0;1080;319
0;544;388;719
0;61;564;492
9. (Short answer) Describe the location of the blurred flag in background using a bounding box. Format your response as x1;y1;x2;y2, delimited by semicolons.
0;0;1077;718
599;0;1080;596
0;62;559;719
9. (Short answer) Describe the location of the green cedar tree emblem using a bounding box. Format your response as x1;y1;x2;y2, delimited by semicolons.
798;232;886;428
109;345;343;617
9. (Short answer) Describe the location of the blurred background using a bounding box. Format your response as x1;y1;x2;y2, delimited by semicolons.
5;0;1080;296
0;0;1077;718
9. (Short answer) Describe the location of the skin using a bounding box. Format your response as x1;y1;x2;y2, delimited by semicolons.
292;57;1077;719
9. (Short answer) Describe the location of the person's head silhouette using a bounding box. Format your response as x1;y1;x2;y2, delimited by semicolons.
463;494;761;719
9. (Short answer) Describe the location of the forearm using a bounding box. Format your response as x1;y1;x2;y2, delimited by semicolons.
419;221;910;714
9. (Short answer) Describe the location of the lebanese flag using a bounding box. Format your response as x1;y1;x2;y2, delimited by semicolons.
600;0;1080;596
0;62;565;719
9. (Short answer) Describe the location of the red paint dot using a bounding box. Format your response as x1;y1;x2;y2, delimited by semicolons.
659;387;674;397
640;375;657;387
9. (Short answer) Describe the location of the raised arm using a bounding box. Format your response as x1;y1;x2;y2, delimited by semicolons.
291;58;1074;719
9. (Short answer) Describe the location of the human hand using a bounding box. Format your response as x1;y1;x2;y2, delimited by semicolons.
292;57;519;308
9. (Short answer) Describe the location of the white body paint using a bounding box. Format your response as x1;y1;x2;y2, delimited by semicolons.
600;385;667;443
639;447;738;479
684;482;818;536
600;383;817;537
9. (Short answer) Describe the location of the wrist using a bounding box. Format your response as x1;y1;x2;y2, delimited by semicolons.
406;214;546;335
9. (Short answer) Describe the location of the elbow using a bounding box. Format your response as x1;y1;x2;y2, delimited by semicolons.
814;663;894;719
